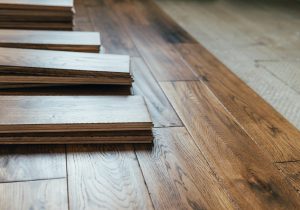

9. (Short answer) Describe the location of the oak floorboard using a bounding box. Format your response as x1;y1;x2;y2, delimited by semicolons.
135;127;237;209
0;145;65;182
67;144;153;210
131;57;182;127
275;161;300;192
87;6;139;56
0;179;68;210
161;81;300;209
175;43;300;162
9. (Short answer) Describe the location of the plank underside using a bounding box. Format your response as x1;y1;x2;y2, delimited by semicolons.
0;95;153;133
0;30;100;52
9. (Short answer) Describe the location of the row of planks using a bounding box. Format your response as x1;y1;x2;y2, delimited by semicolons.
1;0;300;209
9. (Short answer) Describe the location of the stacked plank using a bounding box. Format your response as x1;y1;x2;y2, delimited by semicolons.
0;47;132;90
0;0;74;30
0;30;101;52
0;96;153;144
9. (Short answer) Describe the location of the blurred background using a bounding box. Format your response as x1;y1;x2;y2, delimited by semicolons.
157;0;300;130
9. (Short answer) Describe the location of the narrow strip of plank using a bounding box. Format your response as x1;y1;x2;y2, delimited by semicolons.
0;22;73;30
0;84;132;95
275;161;300;192
131;57;182;127
135;127;237;209
0;0;73;11
0;47;130;77
0;145;65;182
0;130;153;144
0;96;152;133
67;144;153;210
175;43;300;162
0;30;100;52
0;179;68;210
160;81;300;209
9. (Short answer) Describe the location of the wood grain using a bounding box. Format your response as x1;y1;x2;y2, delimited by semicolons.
276;161;300;192
135;127;236;209
0;30;100;52
87;6;139;56
0;47;131;84
0;96;152;133
0;145;65;182
131;57;182;127
0;22;73;30
161;81;300;209
175;43;300;162
0;179;68;210
67;144;153;210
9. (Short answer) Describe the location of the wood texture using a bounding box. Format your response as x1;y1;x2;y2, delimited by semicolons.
161;81;300;209
0;145;65;182
276;161;300;192
131;57;182;127
0;96;152;133
135;127;236;209
0;30;100;52
0;179;68;210
175;43;300;162
0;47;132;85
0;22;73;30
67;144;154;210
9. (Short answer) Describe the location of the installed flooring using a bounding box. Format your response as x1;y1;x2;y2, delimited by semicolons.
157;0;300;130
0;0;300;209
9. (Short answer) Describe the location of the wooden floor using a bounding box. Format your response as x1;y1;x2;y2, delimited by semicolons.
1;0;300;209
157;0;300;130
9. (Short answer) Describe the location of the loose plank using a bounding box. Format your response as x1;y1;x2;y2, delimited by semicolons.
135;127;236;209
0;22;73;30
0;30;100;52
161;81;300;209
0;47;131;82
0;145;65;182
176;43;300;162
67;144;153;210
0;179;68;210
0;0;73;11
131;57;182;127
0;95;152;133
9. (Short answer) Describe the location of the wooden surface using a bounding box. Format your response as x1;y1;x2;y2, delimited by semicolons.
0;47;132;85
1;0;299;209
157;0;300;130
0;30;100;52
0;96;152;133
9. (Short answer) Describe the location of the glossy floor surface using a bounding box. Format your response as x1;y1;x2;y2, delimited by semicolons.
0;0;300;209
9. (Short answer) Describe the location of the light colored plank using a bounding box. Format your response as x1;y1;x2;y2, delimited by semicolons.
0;145;65;182
161;81;300;209
135;127;237;209
0;30;100;52
0;0;73;11
0;179;68;210
67;144;154;210
0;95;152;133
